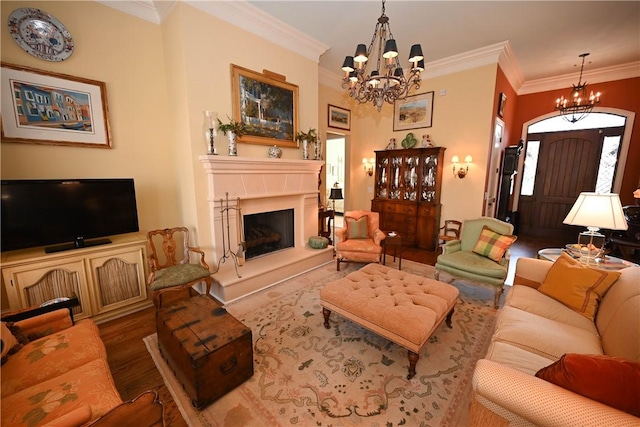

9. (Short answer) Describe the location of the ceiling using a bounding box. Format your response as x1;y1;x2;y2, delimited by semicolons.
247;1;640;84
104;1;640;91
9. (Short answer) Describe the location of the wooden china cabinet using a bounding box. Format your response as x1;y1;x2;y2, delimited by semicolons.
371;147;445;250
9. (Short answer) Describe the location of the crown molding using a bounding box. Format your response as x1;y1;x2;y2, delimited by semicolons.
98;0;328;63
188;1;328;62
321;41;520;93
319;67;342;92
518;61;640;95
97;0;164;24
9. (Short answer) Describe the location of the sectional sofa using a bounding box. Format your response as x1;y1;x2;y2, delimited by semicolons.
469;255;640;426
1;307;163;426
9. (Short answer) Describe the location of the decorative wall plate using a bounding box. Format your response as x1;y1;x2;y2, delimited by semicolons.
8;8;74;61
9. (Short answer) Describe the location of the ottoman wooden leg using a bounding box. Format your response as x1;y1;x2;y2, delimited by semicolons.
445;307;455;328
322;308;332;329
407;350;419;380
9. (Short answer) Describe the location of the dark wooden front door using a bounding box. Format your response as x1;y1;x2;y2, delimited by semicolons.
519;129;604;241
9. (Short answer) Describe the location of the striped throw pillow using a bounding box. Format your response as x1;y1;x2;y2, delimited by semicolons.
472;225;517;262
346;216;369;239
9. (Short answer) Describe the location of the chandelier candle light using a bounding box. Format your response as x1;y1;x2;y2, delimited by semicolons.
341;0;423;111
554;53;601;123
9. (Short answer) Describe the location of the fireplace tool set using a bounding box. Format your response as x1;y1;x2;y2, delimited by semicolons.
214;192;242;278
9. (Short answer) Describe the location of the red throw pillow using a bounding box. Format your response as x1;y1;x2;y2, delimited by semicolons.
535;353;640;416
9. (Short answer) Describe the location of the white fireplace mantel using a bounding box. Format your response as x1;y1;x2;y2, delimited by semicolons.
199;155;332;302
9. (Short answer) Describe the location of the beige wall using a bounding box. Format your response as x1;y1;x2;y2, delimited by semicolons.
1;1;179;232
159;3;320;254
1;1;320;256
319;64;497;224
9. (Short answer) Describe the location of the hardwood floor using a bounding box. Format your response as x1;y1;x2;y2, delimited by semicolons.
98;234;564;425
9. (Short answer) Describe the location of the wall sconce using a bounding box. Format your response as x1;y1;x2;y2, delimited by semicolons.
362;157;375;176
452;155;473;178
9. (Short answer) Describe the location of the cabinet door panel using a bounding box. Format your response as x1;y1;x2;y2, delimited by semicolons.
87;247;147;315
4;260;91;319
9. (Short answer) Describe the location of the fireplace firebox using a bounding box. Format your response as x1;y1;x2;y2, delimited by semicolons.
243;209;294;260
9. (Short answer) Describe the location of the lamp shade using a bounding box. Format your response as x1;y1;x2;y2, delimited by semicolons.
329;188;344;200
354;44;368;63
341;56;355;72
408;44;423;63
383;39;398;59
563;192;628;230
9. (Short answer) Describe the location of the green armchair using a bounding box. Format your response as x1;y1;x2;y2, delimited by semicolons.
434;217;514;308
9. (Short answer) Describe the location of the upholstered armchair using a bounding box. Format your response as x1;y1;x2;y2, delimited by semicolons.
435;217;516;308
146;227;213;308
335;210;386;271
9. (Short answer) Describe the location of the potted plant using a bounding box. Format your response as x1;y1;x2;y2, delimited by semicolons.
217;117;248;156
296;128;317;160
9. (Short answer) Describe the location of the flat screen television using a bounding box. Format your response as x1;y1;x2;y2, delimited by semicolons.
1;178;139;253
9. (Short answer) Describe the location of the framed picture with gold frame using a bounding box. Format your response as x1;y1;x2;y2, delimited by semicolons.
1;62;111;148
231;64;299;147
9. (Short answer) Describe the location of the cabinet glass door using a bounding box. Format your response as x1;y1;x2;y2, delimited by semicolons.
375;156;389;199
421;154;438;202
389;156;402;200
403;154;419;201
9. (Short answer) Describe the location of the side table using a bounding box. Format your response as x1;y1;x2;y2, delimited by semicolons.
538;248;638;270
383;232;402;270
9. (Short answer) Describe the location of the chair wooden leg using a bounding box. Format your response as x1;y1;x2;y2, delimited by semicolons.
336;257;341;271
407;350;419;380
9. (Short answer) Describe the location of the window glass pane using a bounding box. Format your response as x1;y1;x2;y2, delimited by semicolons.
521;140;540;196
595;136;621;194
529;113;626;133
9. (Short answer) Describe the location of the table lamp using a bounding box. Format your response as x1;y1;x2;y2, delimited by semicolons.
563;192;628;264
328;184;343;249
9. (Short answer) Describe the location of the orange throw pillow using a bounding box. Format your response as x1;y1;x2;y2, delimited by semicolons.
538;252;620;320
536;354;640;416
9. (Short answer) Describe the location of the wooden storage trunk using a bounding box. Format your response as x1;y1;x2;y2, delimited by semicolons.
156;295;253;409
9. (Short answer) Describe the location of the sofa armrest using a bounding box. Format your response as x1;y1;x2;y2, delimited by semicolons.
373;228;386;245
85;390;164;426
13;309;74;340
441;240;461;255
513;257;553;288
472;359;639;426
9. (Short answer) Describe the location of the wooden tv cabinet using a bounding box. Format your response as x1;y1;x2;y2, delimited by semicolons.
1;233;152;323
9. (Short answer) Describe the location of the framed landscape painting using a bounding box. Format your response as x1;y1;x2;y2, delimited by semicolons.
393;91;434;131
1;62;111;148
231;64;299;147
328;104;350;131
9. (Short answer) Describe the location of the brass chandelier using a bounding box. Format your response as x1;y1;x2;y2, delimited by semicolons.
554;53;601;123
340;0;423;111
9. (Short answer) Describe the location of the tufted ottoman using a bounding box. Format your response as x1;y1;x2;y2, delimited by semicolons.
320;263;459;379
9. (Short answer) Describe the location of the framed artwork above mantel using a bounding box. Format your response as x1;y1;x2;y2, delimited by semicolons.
231;64;299;148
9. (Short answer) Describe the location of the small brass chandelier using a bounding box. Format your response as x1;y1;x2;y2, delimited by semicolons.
340;0;423;111
554;53;601;123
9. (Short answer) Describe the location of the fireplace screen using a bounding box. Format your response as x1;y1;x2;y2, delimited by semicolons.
243;209;294;260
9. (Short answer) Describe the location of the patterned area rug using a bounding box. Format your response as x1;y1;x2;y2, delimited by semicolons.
143;259;498;427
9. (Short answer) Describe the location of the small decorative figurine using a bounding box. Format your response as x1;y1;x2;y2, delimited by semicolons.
386;138;396;150
422;134;433;148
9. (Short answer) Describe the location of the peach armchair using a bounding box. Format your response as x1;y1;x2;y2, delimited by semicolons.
335;210;386;271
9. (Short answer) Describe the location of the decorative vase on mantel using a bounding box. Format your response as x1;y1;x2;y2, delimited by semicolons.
228;131;237;156
314;138;322;160
268;145;282;158
302;139;310;160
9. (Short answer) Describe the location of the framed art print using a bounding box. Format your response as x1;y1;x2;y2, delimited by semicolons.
498;92;507;117
328;104;351;131
393;91;434;131
1;63;111;148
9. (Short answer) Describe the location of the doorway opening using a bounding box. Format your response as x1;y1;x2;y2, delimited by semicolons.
326;133;346;228
516;112;629;241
